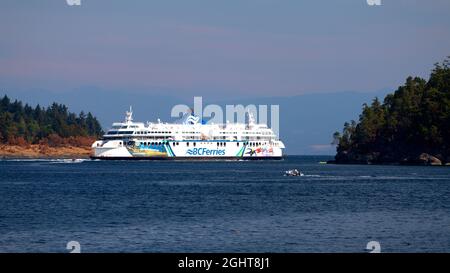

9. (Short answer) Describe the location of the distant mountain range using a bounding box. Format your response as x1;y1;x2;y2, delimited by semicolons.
2;88;391;155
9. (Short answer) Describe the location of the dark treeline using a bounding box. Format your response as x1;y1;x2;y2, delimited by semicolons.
333;57;450;165
0;95;103;145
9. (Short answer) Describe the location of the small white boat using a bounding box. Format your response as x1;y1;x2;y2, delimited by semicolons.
284;169;304;177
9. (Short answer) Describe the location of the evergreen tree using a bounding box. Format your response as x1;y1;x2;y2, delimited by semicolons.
0;96;104;144
334;57;450;164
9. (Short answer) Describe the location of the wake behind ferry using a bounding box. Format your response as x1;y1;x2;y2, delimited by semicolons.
91;108;285;160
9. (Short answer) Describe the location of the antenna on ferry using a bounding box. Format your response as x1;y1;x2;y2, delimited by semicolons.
125;106;133;123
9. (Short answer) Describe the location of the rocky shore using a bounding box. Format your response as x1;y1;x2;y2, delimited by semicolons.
0;144;92;159
328;152;450;166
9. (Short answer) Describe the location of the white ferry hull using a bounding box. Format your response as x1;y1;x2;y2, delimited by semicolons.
91;140;283;160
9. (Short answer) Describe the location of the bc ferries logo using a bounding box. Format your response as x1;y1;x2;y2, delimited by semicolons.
184;115;200;125
186;148;225;156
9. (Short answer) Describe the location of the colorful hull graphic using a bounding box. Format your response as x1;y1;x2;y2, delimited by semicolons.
93;140;282;159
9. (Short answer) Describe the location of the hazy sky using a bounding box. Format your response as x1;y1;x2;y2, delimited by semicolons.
1;0;449;99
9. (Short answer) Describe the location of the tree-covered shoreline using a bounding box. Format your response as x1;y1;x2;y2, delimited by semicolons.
0;95;103;147
332;58;450;166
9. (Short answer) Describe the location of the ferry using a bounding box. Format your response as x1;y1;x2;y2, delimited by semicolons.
91;108;285;160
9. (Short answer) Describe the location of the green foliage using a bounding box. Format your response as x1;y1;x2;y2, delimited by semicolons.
0;96;104;144
334;57;450;163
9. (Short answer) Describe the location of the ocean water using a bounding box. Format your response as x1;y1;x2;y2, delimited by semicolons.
0;156;449;253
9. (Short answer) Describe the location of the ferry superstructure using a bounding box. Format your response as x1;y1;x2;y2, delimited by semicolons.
91;108;285;160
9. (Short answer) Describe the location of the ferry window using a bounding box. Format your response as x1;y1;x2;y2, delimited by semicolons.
224;142;226;146
237;142;239;146
193;142;196;147
187;142;189;147
173;142;175;146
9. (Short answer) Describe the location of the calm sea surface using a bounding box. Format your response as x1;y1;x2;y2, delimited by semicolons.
0;156;449;253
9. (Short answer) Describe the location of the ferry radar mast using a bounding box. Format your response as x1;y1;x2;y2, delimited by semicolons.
125;106;133;123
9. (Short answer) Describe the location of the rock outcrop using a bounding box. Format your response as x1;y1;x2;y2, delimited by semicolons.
418;153;442;166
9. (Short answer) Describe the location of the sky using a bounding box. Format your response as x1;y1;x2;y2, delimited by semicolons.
1;0;449;154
